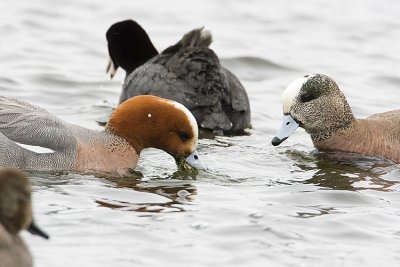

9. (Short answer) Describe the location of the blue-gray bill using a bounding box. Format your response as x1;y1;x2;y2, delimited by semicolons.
185;150;208;170
271;115;299;146
28;220;49;239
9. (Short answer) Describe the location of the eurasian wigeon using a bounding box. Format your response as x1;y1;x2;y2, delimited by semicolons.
271;74;400;162
106;20;251;134
0;95;206;175
0;169;49;267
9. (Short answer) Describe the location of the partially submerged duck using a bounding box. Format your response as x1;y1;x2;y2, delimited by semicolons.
0;95;206;175
0;169;49;267
272;74;400;162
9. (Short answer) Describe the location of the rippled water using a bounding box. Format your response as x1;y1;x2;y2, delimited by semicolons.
2;0;400;266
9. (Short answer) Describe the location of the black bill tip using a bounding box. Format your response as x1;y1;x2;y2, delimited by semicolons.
271;136;287;146
28;221;49;240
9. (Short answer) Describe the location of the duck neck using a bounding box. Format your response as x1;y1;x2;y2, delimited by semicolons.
104;127;145;155
312;119;395;160
312;119;358;149
124;46;158;75
308;101;355;142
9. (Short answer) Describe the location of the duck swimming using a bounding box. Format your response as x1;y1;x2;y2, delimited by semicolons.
272;74;400;163
106;19;251;134
0;168;49;267
0;95;206;175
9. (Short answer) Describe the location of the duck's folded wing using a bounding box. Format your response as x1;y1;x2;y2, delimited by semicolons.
156;27;226;109
123;57;224;109
0;96;76;151
220;67;250;112
122;29;225;108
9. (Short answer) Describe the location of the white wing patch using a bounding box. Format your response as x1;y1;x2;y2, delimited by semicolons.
16;142;55;154
282;75;313;113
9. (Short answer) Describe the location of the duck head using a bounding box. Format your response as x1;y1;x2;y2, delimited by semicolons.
272;74;355;145
106;19;159;78
107;95;207;170
0;169;49;239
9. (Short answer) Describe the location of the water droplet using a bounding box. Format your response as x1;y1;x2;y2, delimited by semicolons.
190;221;210;230
177;190;190;198
249;212;264;219
152;215;165;221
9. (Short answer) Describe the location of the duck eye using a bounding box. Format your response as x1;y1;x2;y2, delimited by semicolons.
177;131;191;141
300;92;316;103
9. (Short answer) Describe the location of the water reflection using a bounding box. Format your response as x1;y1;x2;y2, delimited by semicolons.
96;169;197;213
296;207;339;219
29;170;198;213
106;173;197;201
27;170;87;187
285;150;399;191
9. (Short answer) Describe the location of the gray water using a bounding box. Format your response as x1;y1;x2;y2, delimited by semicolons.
1;0;400;266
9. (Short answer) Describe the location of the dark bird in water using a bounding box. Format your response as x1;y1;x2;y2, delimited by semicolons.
106;20;251;134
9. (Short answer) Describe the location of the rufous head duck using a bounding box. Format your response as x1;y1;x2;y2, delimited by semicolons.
106;95;207;170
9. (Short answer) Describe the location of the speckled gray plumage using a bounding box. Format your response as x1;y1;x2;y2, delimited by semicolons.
288;74;354;141
0;96;128;172
118;28;251;133
0;96;74;170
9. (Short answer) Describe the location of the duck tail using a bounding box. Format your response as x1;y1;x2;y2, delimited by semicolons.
181;27;213;48
161;27;213;55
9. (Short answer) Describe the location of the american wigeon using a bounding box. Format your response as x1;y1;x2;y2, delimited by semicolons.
0;169;49;267
272;74;400;162
106;20;251;134
0;95;206;175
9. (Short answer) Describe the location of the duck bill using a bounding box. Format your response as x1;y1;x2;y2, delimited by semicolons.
106;56;119;79
184;150;208;170
28;220;49;240
271;115;299;146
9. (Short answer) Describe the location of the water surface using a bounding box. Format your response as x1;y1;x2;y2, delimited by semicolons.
1;0;400;266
